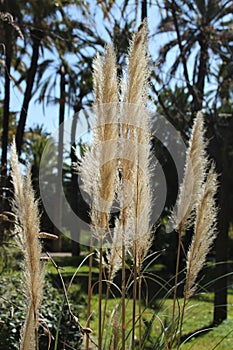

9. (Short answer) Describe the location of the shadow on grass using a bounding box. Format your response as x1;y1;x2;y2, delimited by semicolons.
180;322;214;346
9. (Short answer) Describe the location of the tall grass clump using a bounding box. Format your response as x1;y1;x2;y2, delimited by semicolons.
121;22;152;350
10;140;45;350
80;20;153;349
80;21;219;350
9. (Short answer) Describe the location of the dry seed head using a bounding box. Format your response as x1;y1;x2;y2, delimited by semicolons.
93;52;104;105
174;112;208;232
80;21;153;270
10;140;45;350
102;45;119;104
81;45;119;239
123;19;150;106
185;163;218;298
119;22;152;269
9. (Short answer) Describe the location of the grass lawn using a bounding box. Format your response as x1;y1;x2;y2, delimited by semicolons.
44;256;233;349
82;294;233;349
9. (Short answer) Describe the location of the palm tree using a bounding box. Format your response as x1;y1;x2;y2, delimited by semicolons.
10;0;99;251
97;0;149;21
1;13;13;176
22;125;58;242
156;0;232;114
155;0;233;324
0;4;23;173
33;10;108;250
15;0;90;156
0;4;24;222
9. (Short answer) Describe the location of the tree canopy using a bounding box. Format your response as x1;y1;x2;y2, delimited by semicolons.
0;0;232;326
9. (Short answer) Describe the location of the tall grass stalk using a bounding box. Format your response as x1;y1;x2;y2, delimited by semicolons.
98;244;103;349
80;43;119;349
132;245;138;350
121;242;126;350
171;112;218;348
174;112;208;233
170;226;183;347
10;140;45;350
171;112;208;346
178;163;218;346
86;239;93;350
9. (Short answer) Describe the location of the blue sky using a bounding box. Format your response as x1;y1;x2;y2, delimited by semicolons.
5;0;206;138
7;1;163;135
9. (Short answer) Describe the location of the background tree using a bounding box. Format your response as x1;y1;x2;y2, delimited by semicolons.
33;15;105;252
14;0;57;156
0;3;232;327
0;5;23;217
153;0;233;324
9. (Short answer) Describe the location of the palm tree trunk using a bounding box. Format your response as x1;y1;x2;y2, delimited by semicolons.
213;137;230;324
213;182;229;324
1;26;12;174
1;15;13;223
70;108;80;256
196;39;208;110
16;29;43;156
52;65;66;252
141;0;147;21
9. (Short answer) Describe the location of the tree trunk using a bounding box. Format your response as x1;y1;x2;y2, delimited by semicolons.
141;0;147;21
52;65;66;252
1;12;13;222
69;109;80;256
213;125;231;324
195;39;208;110
1;25;12;174
213;182;229;324
16;29;43;156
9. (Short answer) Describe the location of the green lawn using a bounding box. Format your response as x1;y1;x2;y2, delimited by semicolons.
45;256;233;350
1;251;233;349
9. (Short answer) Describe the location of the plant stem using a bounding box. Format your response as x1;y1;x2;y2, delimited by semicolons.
132;243;137;350
170;228;182;348
138;274;142;350
178;258;191;348
177;296;187;348
98;244;103;350
35;326;39;350
102;280;110;347
86;241;93;350
122;243;126;350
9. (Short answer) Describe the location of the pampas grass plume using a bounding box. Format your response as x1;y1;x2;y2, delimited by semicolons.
10;140;44;350
174;112;208;231
81;44;119;234
124;19;150;106
185;163;218;298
